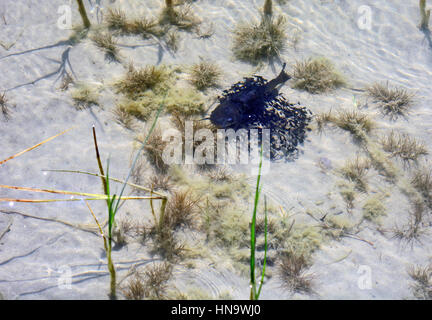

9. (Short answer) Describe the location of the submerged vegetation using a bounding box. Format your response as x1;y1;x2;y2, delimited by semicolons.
408;263;432;299
105;8;161;39
332;109;375;140
70;83;100;110
420;0;431;30
86;118;168;300
141;126;170;173
249;148;268;300
232;0;287;64
112;103;136;130
292;57;345;94
392;199;426;245
411;167;432;208
90;31;119;61
115;64;204;120
366;82;414;119
116;64;170;99
278;251;313;294
147;173;173;192
362;196;387;223
2;0;431;302
160;0;201;31
0;118;168;300
118;87;204;122
0;91;12;121
164;189;200;230
380;131;428;165
76;0;91;29
315;109;375;142
338;181;357;210
59;72;74;91
123;262;173;300
232;16;287;64
339;157;371;192
105;8;160;37
164;87;205;115
189;61;222;91
114;98;157;122
105;1;201;51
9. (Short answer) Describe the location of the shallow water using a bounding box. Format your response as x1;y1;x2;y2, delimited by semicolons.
0;0;431;300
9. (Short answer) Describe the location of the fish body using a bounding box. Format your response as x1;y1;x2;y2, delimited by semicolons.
210;64;291;129
208;63;312;161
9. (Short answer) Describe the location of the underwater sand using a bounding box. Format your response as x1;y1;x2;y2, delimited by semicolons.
0;0;431;299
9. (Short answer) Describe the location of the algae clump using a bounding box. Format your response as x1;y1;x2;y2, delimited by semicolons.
362;196;387;223
165;87;205;116
115;65;205;119
292;57;345;94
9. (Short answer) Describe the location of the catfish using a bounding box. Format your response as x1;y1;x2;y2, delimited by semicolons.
209;63;291;129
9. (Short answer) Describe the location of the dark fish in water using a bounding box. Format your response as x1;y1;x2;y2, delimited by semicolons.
209;63;312;161
210;63;291;129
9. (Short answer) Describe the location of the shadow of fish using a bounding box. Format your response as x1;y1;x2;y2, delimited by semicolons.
210;63;291;129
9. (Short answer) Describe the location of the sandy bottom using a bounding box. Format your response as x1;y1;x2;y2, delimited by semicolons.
0;0;431;300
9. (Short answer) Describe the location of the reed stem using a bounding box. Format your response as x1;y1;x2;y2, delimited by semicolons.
107;241;116;300
76;0;91;28
166;0;174;8
263;0;273;17
92;126;108;202
249;144;267;300
86;200;115;299
159;197;168;231
420;0;431;30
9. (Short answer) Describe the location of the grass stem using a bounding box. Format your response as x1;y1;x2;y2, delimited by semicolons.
420;0;431;30
92;126;108;200
76;0;91;28
0;128;72;166
43;169;167;198
250;144;268;300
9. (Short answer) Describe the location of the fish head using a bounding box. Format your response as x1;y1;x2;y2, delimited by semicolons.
209;101;243;128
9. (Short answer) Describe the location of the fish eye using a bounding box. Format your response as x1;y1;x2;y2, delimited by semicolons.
226;117;233;123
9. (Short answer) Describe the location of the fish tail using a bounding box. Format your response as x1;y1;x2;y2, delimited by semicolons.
278;63;291;82
265;63;291;93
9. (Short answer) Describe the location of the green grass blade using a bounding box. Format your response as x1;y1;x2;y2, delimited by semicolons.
250;143;264;300
112;95;166;215
106;159;111;198
108;194;116;240
105;160;114;240
256;196;268;299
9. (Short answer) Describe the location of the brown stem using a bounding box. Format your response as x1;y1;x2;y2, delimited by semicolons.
159;197;168;231
149;185;158;226
263;0;273;17
76;0;91;28
420;0;431;30
92;126;110;210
